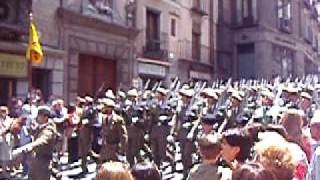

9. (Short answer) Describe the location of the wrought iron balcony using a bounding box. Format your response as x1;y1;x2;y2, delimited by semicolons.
175;40;209;63
143;33;169;61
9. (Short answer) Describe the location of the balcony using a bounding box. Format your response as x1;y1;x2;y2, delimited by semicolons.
58;0;138;37
175;40;209;64
143;33;169;61
0;0;31;40
191;0;209;16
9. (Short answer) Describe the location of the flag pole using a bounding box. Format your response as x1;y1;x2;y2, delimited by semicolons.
28;13;33;105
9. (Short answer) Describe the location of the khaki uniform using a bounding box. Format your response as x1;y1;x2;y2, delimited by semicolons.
98;112;127;164
187;163;220;180
29;120;57;180
150;102;171;166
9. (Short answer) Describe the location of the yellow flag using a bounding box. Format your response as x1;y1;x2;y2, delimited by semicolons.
26;21;43;64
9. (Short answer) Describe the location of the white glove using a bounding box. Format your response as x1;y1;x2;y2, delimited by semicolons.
167;135;174;143
182;122;191;128
118;155;127;162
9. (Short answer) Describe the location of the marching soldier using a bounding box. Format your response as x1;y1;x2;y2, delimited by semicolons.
174;88;197;178
202;88;219;115
124;89;146;166
13;106;57;180
150;87;172;167
225;92;243;129
98;98;128;165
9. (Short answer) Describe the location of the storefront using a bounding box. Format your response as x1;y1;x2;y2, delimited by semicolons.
137;60;169;88
0;53;27;105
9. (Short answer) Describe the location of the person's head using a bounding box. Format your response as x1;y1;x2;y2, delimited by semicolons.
310;114;320;141
300;93;312;110
198;134;221;161
221;128;253;163
131;162;161;180
96;162;133;180
232;162;276;180
0;106;9;119
53;99;64;111
101;99;116;115
255;139;296;180
264;124;288;140
36;106;51;124
281;109;303;143
201;114;217;135
244;123;265;143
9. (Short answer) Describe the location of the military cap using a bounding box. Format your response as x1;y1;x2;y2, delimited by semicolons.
37;106;51;117
231;92;243;101
100;98;116;107
261;90;274;99
52;99;63;106
301;92;312;100
203;88;218;100
117;90;126;99
77;97;86;103
85;96;94;102
179;88;194;97
202;113;218;125
286;84;299;94
105;89;116;100
157;87;168;95
127;89;139;97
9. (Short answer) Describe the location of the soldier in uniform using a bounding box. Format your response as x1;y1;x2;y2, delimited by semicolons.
98;98;128;165
150;87;172;167
122;89;145;166
225;92;243;129
13;106;57;180
174;88;196;177
202;88;219;115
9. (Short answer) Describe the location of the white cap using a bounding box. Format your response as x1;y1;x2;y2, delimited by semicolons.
179;88;194;97
100;98;116;107
105;89;116;100
127;89;139;97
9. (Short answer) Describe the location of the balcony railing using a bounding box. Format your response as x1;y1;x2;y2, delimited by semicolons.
191;0;209;16
143;33;169;61
176;40;209;63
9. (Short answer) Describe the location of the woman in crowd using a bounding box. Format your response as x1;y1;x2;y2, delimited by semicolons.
221;128;253;169
95;161;133;180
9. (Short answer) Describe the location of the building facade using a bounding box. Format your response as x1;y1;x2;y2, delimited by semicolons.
134;0;214;85
217;0;320;80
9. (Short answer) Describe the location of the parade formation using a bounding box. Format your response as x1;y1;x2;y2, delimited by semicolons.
0;75;319;179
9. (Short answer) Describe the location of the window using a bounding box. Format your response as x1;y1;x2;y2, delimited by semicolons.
146;9;160;50
192;22;201;61
171;18;176;37
236;0;257;26
273;45;294;77
278;0;292;33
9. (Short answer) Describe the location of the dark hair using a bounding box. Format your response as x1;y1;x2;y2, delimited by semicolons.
131;162;161;180
223;128;253;162
232;162;276;180
264;124;288;139
245;123;265;143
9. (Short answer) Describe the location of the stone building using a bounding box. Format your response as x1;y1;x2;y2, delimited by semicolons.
134;0;214;85
0;0;139;103
217;0;320;80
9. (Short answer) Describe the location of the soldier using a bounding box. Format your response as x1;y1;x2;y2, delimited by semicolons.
174;88;197;177
253;89;274;124
13;106;57;180
124;89;145;166
300;92;313;120
98;98;128;165
225;92;243;129
202;88;219;115
150;87;172;167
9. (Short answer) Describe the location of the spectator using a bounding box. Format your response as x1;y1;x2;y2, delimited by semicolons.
187;134;221;180
96;161;133;180
131;162;161;180
221;128;253;168
232;162;276;180
255;132;296;180
307;113;320;180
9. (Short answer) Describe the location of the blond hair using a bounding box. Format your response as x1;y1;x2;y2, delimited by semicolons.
96;162;133;180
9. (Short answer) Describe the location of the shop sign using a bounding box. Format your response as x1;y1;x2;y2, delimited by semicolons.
138;62;166;77
0;53;27;78
189;70;211;80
